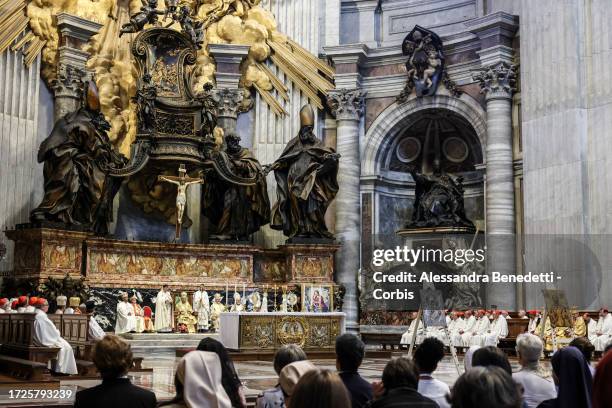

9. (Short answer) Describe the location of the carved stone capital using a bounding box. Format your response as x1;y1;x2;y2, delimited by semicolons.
327;89;366;121
473;62;517;100
50;64;88;98
210;88;254;118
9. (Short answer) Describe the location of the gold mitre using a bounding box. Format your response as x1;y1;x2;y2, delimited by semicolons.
69;296;80;307
300;104;314;127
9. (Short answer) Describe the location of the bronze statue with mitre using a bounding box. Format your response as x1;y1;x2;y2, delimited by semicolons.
267;105;340;240
30;81;127;236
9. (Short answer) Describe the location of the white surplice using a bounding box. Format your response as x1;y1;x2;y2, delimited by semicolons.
400;318;424;344
447;317;465;347
484;316;509;346
153;289;173;332
468;316;491;346
459;315;477;346
528;317;540;333
592;313;612;351
33;309;78;375
193;290;210;331
114;301;135;334
587;318;598;344
88;315;106;341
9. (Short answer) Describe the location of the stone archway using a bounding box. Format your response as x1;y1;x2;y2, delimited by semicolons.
362;93;487;178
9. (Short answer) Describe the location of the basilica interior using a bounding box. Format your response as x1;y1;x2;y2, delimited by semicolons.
0;0;610;406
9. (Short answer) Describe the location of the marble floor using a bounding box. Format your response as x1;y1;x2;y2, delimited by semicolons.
60;351;545;402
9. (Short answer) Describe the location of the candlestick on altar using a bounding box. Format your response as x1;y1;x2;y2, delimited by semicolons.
242;284;246;300
273;285;277;311
225;281;229;307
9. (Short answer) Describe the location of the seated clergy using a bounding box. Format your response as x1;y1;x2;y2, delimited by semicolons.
467;310;490;347
16;296;27;313
0;298;7;313
86;301;106;341
115;292;135;334
527;310;540;333
55;295;67;314
65;297;80;314
484;310;508;346
535;315;554;353
130;295;146;334
33;298;78;375
25;297;37;313
176;292;197;333
584;312;598;344
593;308;612;352
400;312;424;345
457;310;476;347
552;307;587;349
447;311;465;347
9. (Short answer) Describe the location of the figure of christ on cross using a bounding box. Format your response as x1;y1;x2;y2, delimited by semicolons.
158;164;204;241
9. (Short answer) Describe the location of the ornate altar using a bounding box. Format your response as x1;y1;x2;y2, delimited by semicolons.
220;312;345;351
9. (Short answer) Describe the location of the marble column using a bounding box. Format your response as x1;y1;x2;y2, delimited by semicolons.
208;44;252;135
327;89;366;331
474;62;517;309
51;13;102;120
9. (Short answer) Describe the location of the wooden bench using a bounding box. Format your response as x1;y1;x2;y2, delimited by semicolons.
0;355;50;381
0;314;62;364
48;314;93;360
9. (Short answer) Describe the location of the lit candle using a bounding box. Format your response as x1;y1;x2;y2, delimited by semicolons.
225;281;229;307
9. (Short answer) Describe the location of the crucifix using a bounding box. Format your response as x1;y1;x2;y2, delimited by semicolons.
158;164;204;241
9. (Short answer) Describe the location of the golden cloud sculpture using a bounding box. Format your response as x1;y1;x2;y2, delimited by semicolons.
2;0;335;154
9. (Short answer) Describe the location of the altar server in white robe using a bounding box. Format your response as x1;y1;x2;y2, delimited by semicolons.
447;311;465;347
592;308;612;352
584;312;598;344
468;310;490;346
114;292;135;334
458;310;477;347
484;310;509;346
33;298;78;375
153;285;173;333
401;312;424;344
193;285;210;332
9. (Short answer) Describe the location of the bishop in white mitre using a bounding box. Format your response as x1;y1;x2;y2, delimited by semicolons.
592;308;612;352
193;286;210;332
33;298;78;375
484;310;509;346
115;292;136;334
153;285;173;333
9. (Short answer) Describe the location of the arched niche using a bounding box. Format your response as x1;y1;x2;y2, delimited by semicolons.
360;93;487;239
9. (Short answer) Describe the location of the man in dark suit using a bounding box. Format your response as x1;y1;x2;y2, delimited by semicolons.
336;333;373;408
74;334;156;408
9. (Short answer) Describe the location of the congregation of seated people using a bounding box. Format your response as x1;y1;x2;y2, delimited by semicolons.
71;330;612;408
